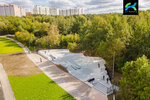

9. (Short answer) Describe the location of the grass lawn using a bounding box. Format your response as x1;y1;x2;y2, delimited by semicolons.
0;37;24;54
9;73;75;100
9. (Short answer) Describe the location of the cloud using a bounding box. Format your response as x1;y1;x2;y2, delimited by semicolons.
85;0;123;14
0;0;150;14
0;0;11;4
86;0;113;5
139;0;150;10
47;0;75;9
11;0;34;9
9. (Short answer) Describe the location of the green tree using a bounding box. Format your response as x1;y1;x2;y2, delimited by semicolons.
119;55;150;100
15;31;36;46
36;24;60;48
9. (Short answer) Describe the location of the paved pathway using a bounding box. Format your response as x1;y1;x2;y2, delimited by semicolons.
0;81;4;100
3;37;108;100
0;63;15;100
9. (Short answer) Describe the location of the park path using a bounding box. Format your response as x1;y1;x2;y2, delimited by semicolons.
3;37;108;100
0;81;4;100
0;63;15;100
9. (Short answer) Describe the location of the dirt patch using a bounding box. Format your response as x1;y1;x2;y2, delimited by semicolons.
0;52;42;76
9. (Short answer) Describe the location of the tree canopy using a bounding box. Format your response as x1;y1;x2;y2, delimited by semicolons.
119;55;150;100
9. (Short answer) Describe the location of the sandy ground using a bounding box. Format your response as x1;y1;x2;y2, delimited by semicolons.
0;52;42;76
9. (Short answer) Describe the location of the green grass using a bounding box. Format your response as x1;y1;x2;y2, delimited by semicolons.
0;37;24;54
8;73;75;100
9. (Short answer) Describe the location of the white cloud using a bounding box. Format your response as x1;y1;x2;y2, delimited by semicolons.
11;0;34;11
47;0;75;9
0;0;11;4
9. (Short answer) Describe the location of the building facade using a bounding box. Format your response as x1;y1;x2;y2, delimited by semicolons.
26;12;32;16
33;5;84;16
49;8;59;15
0;4;26;17
33;5;59;15
59;8;84;16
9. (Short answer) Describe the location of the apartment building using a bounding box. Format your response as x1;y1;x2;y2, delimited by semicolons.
59;8;84;16
33;5;59;15
33;5;84;16
49;8;59;15
0;4;26;17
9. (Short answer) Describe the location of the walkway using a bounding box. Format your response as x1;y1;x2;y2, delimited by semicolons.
0;81;4;100
0;63;15;100
3;37;108;100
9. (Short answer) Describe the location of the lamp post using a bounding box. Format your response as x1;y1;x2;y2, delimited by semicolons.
112;52;115;79
112;52;115;100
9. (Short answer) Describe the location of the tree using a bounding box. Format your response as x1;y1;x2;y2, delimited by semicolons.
36;24;60;48
33;22;49;37
0;22;7;35
126;16;150;60
15;31;36;46
119;55;150;100
72;15;88;34
60;33;80;48
67;42;78;52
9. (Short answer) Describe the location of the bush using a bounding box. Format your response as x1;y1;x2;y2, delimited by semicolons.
67;42;78;52
15;31;36;46
60;33;80;48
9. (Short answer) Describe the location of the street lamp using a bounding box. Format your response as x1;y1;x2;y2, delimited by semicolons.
112;52;116;100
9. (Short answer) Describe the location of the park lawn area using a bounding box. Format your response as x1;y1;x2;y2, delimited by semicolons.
8;73;75;100
0;37;75;100
0;37;24;54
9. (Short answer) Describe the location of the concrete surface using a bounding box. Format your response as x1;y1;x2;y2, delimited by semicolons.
0;63;15;100
38;49;115;95
0;81;4;100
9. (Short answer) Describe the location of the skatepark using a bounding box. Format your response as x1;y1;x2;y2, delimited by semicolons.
38;49;118;95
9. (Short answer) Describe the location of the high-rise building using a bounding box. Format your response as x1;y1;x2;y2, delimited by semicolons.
49;8;59;15
33;5;47;15
59;8;84;16
33;5;59;15
0;4;26;17
33;5;84;16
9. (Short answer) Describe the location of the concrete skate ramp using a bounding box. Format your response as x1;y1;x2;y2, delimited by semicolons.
38;49;118;95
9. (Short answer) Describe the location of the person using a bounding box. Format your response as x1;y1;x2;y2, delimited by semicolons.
98;63;100;68
98;63;102;72
28;51;30;54
107;78;109;84
40;58;42;62
103;75;105;80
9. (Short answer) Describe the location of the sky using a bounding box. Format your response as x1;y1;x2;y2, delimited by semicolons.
0;0;150;14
